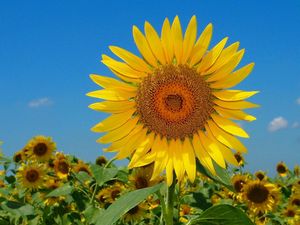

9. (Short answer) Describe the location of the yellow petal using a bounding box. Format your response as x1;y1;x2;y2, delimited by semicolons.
88;101;135;113
211;114;249;138
102;55;147;78
109;46;152;73
151;137;169;180
171;16;183;64
144;21;166;64
210;63;255;89
206;49;244;82
192;134;216;175
213;90;259;101
198;131;226;169
197;37;228;73
132;151;156;168
214;99;260;109
86;88;136;101
205;42;240;74
205;124;239;167
109;67;141;84
89;74;135;89
133;25;158;67
170;139;185;181
182;15;197;64
161;18;174;63
129;133;155;168
97;117;139;143
207;119;247;153
214;105;256;121
166;159;174;186
91;109;135;132
105;124;144;152
116;128;148;160
189;23;213;66
182;138;196;183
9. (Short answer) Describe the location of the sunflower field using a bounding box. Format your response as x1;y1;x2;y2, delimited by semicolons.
0;137;300;225
1;15;299;225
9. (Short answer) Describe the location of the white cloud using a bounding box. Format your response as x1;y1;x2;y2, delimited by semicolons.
28;97;53;108
268;116;288;132
297;97;300;105
292;122;300;128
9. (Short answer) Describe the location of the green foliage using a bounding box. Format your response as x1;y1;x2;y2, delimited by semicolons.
190;204;255;225
96;183;163;225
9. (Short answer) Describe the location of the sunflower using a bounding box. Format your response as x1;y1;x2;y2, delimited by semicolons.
290;194;300;207
27;136;56;162
88;15;258;185
53;153;70;179
73;160;91;175
242;180;280;213
16;163;46;190
0;179;5;188
45;179;61;190
97;182;125;204
122;203;148;223
283;206;300;219
233;152;245;167
129;164;163;189
276;161;289;177
13;150;24;163
255;170;267;181
95;156;107;166
232;174;248;193
179;204;195;223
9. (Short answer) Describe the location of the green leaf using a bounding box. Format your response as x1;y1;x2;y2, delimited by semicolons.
1;201;35;216
190;204;255;225
90;164;118;186
47;184;73;197
96;183;163;225
197;161;234;191
83;205;103;224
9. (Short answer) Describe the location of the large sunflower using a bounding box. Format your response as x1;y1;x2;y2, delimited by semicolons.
88;15;258;185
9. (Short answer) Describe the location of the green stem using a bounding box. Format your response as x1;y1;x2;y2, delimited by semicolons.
165;176;176;225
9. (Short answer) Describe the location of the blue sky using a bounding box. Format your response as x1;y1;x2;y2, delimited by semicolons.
0;0;299;175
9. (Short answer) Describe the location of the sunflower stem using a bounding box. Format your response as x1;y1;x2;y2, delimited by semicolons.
165;177;176;225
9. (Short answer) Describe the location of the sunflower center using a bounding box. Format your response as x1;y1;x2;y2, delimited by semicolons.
58;161;69;174
33;143;48;156
233;180;245;193
96;156;107;166
256;173;265;181
136;65;214;139
111;189;120;200
292;198;300;206
14;153;22;163
128;206;139;215
165;94;183;111
286;209;296;217
246;184;269;204
234;154;243;163
277;164;287;174
135;177;149;189
26;169;40;183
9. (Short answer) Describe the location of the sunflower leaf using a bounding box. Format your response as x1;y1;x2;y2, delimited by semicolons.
189;204;254;225
90;164;118;186
95;183;163;225
46;184;73;197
